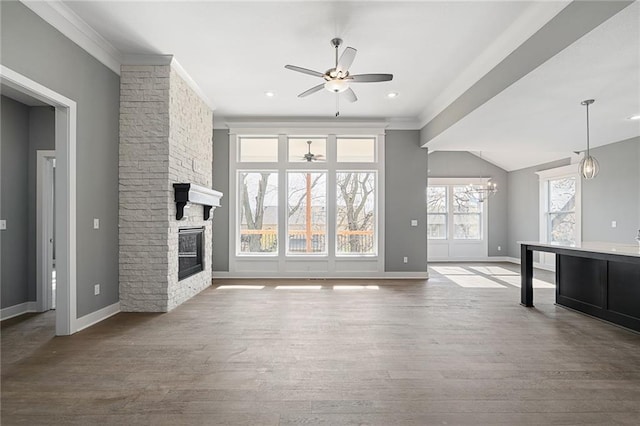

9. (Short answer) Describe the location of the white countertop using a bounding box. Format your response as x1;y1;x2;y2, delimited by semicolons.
518;241;640;258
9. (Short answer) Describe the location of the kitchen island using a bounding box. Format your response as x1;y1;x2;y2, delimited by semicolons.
520;241;640;332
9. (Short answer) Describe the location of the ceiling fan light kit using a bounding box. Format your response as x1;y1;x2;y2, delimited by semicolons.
285;38;393;115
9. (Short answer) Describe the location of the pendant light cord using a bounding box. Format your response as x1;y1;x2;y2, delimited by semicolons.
586;102;590;156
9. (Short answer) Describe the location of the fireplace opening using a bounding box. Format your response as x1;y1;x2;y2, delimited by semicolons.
178;227;204;280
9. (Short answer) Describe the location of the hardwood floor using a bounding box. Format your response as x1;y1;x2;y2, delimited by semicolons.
2;263;640;425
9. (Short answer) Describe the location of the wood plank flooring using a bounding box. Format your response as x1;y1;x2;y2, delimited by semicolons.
2;263;640;425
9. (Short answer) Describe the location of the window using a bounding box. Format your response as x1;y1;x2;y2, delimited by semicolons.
287;172;327;254
336;172;376;254
289;138;326;162
231;132;383;266
427;179;489;261
427;184;483;241
337;138;375;162
238;171;278;254
452;186;482;240
239;137;278;162
427;186;447;239
546;176;577;245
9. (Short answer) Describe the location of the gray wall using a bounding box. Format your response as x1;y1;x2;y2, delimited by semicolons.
1;1;120;317
506;137;640;259
212;128;230;272
1;96;30;308
385;130;428;272
427;151;508;257
27;106;56;303
506;158;570;259
210;129;429;273
582;137;640;244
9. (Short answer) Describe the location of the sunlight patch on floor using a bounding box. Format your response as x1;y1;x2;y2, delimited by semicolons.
494;275;555;288
431;266;471;275
446;275;507;288
216;285;265;290
275;285;322;290
469;266;518;275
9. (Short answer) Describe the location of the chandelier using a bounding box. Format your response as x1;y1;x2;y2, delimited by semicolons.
465;180;498;203
464;152;498;203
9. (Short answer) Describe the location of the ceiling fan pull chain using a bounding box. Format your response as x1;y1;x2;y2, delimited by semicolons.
336;93;340;117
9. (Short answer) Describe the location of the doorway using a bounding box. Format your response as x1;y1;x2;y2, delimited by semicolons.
1;65;78;335
37;151;56;311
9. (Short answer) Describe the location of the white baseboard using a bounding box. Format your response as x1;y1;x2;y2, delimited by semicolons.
0;302;38;321
212;271;429;280
428;256;511;263
506;256;556;272
75;302;120;332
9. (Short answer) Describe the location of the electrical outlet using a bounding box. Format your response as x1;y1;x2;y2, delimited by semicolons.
410;219;418;227
93;218;100;229
611;221;617;228
403;256;408;264
0;220;6;230
94;284;100;295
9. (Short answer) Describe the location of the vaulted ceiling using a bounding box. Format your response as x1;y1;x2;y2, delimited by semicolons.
26;1;640;170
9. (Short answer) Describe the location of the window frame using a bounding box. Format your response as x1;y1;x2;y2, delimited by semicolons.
427;178;489;260
536;164;582;247
227;128;386;276
427;185;448;240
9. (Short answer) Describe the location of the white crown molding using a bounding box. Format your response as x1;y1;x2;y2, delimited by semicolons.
21;0;123;75
19;1;216;112
121;54;174;66
214;116;421;131
417;0;571;128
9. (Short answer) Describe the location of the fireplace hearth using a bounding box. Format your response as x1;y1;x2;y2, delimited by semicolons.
178;228;204;280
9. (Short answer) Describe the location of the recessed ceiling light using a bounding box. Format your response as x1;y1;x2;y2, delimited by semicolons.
628;114;640;120
387;92;398;99
265;91;276;97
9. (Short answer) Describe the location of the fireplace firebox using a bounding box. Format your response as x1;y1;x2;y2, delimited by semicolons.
178;228;204;280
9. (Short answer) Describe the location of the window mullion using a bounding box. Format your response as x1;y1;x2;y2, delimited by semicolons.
327;134;337;261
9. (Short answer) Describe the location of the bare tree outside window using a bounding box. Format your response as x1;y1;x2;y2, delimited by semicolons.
287;172;327;254
427;186;447;239
336;172;376;254
452;186;482;240
238;172;278;253
547;177;576;245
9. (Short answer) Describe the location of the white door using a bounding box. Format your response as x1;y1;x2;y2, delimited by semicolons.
428;180;489;261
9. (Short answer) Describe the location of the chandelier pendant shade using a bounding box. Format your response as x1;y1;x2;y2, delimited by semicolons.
578;99;600;180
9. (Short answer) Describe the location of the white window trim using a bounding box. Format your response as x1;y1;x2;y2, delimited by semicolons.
427;178;490;260
536;163;582;246
228;127;385;277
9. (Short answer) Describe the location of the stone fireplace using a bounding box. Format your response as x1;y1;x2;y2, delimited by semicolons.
118;57;220;312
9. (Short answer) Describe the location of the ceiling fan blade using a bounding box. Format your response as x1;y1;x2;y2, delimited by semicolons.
336;47;357;74
343;87;358;103
348;73;393;82
298;83;325;98
285;65;325;78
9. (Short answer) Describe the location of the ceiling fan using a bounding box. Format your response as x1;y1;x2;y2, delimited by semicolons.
285;38;393;115
303;140;324;162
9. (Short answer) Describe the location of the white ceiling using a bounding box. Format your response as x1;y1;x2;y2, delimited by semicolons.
426;1;640;171
63;0;567;125
47;0;639;171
